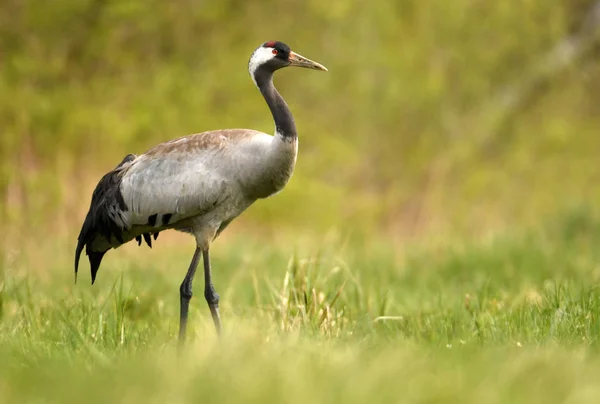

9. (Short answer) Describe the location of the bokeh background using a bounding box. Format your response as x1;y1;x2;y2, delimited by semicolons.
1;0;599;244
4;3;600;402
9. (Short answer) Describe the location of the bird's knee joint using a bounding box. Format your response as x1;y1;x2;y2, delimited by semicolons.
204;287;219;305
180;283;193;300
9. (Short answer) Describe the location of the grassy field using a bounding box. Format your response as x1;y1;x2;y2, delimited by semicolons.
2;1;600;402
1;207;600;403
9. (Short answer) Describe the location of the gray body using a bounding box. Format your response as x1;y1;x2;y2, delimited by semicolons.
87;129;296;257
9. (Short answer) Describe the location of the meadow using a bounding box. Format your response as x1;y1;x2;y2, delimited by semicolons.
2;0;600;402
2;208;600;403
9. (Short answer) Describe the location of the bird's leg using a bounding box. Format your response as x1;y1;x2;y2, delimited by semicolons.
202;249;222;335
179;246;201;344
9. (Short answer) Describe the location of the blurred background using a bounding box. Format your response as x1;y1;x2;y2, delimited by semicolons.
1;0;599;248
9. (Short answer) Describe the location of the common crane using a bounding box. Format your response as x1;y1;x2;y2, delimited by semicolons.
75;41;327;343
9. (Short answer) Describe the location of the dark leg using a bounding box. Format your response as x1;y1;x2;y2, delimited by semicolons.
179;247;201;344
203;249;222;335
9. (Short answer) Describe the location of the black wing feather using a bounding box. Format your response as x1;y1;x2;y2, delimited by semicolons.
143;233;152;248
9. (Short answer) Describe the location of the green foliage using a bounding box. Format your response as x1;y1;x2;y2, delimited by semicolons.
1;0;600;236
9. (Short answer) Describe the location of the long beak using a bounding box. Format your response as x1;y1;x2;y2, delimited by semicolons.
288;51;328;71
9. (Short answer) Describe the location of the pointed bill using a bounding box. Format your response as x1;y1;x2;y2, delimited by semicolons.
288;51;328;71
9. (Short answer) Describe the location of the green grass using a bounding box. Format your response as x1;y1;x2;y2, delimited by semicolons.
3;2;600;401
2;209;600;403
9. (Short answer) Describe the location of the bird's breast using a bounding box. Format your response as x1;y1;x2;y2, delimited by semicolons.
243;136;297;199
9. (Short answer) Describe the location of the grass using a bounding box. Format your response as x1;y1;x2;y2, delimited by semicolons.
1;208;600;403
3;2;600;401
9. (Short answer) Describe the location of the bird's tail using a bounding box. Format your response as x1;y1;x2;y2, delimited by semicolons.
74;154;137;285
74;212;90;284
74;236;84;284
75;210;108;285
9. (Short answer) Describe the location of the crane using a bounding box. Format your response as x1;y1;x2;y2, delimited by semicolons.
75;41;328;343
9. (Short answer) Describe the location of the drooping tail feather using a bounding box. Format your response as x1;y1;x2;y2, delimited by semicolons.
88;251;107;284
75;208;109;285
74;154;137;284
74;234;84;284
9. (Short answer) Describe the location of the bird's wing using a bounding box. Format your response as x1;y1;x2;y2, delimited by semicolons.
75;129;270;283
120;129;266;228
120;151;230;229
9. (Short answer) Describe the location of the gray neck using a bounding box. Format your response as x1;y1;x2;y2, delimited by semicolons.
254;67;297;140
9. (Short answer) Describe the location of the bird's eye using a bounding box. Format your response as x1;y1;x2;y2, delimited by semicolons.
272;49;278;55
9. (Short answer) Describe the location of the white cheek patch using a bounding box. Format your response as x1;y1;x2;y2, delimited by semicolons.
248;47;277;86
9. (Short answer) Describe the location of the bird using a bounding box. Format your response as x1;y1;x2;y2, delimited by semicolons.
74;41;328;344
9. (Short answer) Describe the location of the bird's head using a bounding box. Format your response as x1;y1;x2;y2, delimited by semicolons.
248;41;327;84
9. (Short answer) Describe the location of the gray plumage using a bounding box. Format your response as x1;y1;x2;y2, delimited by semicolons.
75;130;296;279
75;41;327;343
